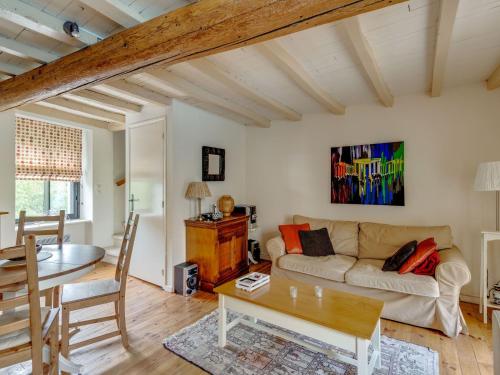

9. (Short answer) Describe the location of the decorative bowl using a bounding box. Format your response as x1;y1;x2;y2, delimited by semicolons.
11;244;43;261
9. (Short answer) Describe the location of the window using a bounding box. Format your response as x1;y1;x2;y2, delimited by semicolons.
15;180;80;219
15;117;83;220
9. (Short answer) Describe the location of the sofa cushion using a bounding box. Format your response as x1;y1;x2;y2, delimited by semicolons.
299;228;335;257
278;254;357;282
345;259;440;298
358;222;453;260
399;238;437;274
382;240;417;272
279;223;310;254
293;215;359;257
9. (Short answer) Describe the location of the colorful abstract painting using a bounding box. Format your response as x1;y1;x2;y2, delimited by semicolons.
331;141;404;206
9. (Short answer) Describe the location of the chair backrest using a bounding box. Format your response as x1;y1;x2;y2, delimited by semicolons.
0;235;43;373
115;212;140;293
16;210;65;247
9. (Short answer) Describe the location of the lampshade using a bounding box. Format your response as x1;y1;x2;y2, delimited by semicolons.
185;181;211;199
474;161;500;191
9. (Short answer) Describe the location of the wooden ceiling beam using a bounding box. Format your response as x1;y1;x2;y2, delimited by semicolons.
21;104;118;131
0;0;405;112
0;73;11;81
79;0;146;28
101;81;172;106
0;0;101;47
430;0;459;97
255;41;345;114
128;73;188;97
146;70;271;127
0;62;26;76
38;97;125;123
188;59;302;121
65;89;142;112
486;65;500;91
342;17;393;107
0;35;59;63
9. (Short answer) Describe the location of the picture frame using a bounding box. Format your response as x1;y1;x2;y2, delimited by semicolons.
331;141;404;206
202;146;225;181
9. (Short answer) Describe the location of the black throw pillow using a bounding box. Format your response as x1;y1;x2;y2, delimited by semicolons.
298;228;335;257
382;240;418;271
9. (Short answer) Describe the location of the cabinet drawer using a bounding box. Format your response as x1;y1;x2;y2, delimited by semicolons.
218;224;245;242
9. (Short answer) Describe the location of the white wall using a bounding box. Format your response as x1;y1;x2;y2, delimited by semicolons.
0;110;16;247
0;110;114;248
166;100;247;287
246;84;500;299
90;128;114;247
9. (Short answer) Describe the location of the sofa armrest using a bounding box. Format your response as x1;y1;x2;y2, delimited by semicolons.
436;245;471;292
267;236;286;265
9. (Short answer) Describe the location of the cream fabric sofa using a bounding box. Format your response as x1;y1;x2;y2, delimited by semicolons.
267;215;471;337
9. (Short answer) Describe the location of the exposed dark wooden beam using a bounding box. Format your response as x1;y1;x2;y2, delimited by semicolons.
0;0;405;111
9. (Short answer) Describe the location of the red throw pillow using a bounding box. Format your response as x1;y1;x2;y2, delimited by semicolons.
279;224;311;254
399;237;437;274
413;251;441;276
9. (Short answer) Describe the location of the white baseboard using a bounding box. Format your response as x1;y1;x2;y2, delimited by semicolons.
163;284;174;293
460;294;479;304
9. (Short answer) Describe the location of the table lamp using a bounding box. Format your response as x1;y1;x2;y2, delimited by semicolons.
474;161;500;231
185;182;212;221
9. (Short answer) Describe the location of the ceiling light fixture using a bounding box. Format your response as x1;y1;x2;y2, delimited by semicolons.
63;21;80;38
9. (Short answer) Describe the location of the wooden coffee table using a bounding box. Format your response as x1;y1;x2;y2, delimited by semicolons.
214;276;384;375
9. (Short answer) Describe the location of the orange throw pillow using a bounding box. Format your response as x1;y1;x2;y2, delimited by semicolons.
399;237;437;274
279;224;311;254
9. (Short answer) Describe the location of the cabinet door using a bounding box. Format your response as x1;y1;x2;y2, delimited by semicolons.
218;231;235;278
232;229;247;269
218;223;246;279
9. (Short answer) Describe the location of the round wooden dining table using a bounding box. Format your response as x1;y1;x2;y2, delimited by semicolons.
0;243;105;373
0;243;105;290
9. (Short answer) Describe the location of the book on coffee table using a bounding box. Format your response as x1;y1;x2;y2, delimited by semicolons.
236;272;270;291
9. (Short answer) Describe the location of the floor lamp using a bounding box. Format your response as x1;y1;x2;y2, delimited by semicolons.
474;161;500;231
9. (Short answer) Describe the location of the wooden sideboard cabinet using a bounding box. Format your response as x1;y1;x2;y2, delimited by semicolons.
185;215;249;292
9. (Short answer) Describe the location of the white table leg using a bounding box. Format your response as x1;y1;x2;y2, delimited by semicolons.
373;320;381;369
483;239;489;324
218;295;227;347
356;337;370;375
480;235;484;313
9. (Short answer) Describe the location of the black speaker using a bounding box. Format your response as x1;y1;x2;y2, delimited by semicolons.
174;262;199;296
248;239;261;263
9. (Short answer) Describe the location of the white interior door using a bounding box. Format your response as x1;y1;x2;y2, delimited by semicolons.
128;118;166;287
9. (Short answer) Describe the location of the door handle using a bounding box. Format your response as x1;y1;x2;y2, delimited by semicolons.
129;194;140;211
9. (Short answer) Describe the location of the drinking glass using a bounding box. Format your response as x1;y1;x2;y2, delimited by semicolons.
314;285;323;298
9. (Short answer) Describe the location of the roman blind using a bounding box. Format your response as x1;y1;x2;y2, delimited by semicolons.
16;116;83;182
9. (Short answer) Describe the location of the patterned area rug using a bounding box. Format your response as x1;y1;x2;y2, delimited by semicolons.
163;311;439;375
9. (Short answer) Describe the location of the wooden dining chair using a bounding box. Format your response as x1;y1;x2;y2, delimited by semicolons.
61;212;139;356
0;235;60;374
16;210;66;247
16;210;65;308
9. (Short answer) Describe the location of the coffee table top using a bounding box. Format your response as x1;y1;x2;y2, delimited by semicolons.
214;276;384;340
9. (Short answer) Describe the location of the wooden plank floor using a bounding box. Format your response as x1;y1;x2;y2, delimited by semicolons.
4;261;494;374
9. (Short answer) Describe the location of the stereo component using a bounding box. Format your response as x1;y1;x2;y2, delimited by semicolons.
174;262;199;296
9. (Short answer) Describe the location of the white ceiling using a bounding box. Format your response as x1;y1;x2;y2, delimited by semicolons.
0;0;499;127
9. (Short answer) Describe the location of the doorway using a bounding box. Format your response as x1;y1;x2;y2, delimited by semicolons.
127;117;166;287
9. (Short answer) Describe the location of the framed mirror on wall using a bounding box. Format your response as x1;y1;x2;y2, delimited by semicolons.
202;146;225;181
